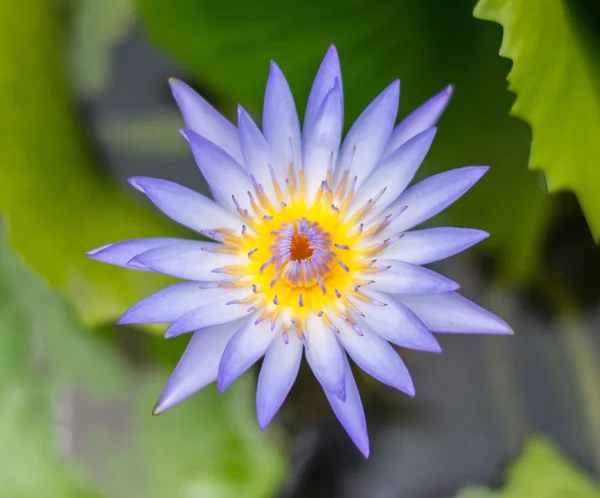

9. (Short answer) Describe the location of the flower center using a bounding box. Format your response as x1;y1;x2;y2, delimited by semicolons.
290;231;314;261
271;219;334;288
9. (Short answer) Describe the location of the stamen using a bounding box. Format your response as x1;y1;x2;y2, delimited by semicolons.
335;244;350;251
338;260;350;272
269;164;286;206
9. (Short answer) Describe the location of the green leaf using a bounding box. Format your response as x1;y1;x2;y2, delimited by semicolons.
0;222;112;497
66;0;136;96
0;222;284;497
454;436;600;498
0;0;180;326
474;0;600;242
136;0;549;282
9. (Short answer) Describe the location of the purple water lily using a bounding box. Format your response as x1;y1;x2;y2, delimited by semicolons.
88;45;512;457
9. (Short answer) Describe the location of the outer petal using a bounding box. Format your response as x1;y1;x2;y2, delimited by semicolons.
354;290;440;352
366;259;459;294
263;62;302;176
334;318;415;395
382;85;453;159
218;320;277;392
118;282;232;325
128;176;242;234
130;240;245;281
152;319;243;414
377;227;489;265
305;314;346;400
379;166;489;235
86;238;182;271
304;44;343;135
324;355;369;458
335;80;399;189
256;333;303;430
348;128;436;220
183;130;252;212
237;105;279;200
169;79;243;164
303;81;343;201
397;292;513;334
164;294;251;338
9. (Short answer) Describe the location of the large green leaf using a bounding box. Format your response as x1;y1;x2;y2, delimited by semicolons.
474;0;600;242
136;0;549;281
0;223;284;497
0;0;179;325
454;436;600;497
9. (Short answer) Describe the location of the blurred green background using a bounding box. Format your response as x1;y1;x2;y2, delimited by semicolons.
1;0;600;496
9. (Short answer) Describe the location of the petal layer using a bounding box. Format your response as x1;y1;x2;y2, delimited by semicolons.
218;320;277;391
170;79;243;164
397;292;513;334
366;260;459;294
324;355;369;458
128;176;242;233
382;85;452;159
305;315;346;400
153;319;242;414
256;333;303;430
86;238;182;271
377;227;489;265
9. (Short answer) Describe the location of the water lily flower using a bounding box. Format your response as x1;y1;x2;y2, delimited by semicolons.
88;45;512;457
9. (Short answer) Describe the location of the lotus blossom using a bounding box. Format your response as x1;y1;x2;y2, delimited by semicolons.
88;45;512;457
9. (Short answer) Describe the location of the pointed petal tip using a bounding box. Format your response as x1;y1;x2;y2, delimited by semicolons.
178;128;191;141
116;313;133;325
269;59;282;74
126;255;148;270
360;444;370;459
86;244;110;257
127;176;146;193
